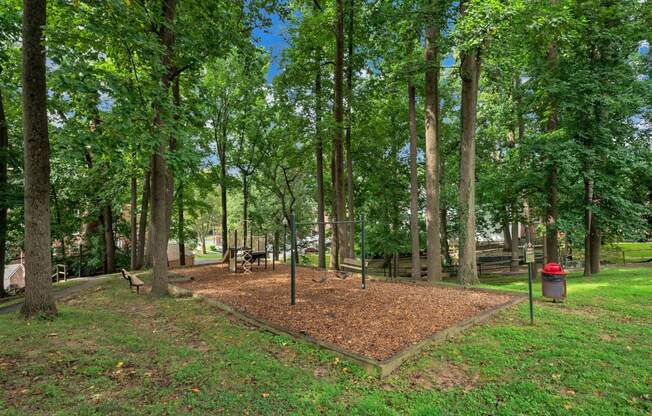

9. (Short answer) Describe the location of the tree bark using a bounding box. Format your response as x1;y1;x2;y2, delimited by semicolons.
457;0;481;285
136;170;150;269
315;57;326;268
438;128;451;266
510;220;519;271
243;174;249;245
408;79;421;280
149;0;177;297
345;0;355;256
544;26;559;264
20;0;57;317
423;15;442;281
502;220;512;251
130;176;138;270
178;182;185;266
0;84;9;296
590;215;600;274
217;129;228;254
583;174;593;276
332;0;348;266
102;205;116;273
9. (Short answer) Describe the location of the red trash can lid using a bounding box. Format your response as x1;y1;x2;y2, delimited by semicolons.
542;262;567;275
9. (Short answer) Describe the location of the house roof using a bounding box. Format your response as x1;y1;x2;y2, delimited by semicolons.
4;264;23;288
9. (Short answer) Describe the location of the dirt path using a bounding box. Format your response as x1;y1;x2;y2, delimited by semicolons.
0;275;116;315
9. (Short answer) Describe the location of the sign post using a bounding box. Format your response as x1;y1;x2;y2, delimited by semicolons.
524;242;535;324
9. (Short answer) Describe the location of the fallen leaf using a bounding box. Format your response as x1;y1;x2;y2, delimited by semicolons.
116;362;124;368
191;387;200;393
261;392;269;398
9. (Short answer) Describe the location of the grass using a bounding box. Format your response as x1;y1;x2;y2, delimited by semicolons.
595;242;652;265
0;267;650;415
193;251;223;262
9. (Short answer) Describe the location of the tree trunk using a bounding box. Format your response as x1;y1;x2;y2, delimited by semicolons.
583;174;593;276
136;170;150;269
149;0;177;297
408;80;421;280
423;16;442;281
438;129;451;266
590;215;600;274
330;151;339;269
164;77;180;243
545;163;559;263
457;0;481;285
332;0;348;266
130;176;138;270
178;182;185;266
502;220;512;251
0;83;8;296
510;220;519;271
243;174;249;245
219;140;228;254
545;29;559;264
20;0;57;317
315;58;326;269
102;205;116;273
345;0;355;256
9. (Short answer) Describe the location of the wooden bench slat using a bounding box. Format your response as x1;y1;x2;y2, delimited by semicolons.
121;269;144;294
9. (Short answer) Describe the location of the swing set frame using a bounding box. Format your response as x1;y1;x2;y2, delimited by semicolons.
288;213;367;305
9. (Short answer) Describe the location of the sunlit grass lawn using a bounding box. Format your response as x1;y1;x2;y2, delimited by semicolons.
599;242;652;264
193;251;223;261
0;267;650;415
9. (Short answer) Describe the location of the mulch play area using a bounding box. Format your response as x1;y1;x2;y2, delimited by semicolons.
171;263;523;368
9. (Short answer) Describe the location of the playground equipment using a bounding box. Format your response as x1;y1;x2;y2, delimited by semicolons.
222;228;271;274
289;213;367;305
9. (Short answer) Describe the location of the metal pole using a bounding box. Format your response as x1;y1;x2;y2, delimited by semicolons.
290;213;297;305
528;260;534;324
283;224;287;263
361;213;366;289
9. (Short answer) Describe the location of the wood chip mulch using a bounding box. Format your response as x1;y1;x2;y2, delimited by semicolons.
173;264;516;361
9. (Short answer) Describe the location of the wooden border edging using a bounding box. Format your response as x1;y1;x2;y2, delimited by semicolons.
167;282;526;378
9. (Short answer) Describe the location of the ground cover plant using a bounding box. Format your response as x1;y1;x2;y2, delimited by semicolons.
0;267;650;415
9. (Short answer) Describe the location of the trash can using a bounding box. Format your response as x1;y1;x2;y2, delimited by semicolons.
542;262;567;301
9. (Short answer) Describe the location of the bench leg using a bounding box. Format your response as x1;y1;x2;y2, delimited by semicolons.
136;286;139;294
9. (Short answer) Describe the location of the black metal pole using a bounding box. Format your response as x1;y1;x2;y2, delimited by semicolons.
283;224;287;263
528;261;534;324
361;213;366;289
290;213;296;305
526;233;534;325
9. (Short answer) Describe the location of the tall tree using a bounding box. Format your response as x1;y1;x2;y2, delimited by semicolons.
332;0;348;265
344;0;355;254
457;0;481;285
136;170;150;269
20;0;57;317
0;73;8;296
544;4;560;264
408;63;420;280
423;2;442;281
149;0;177;297
130;176;138;270
314;54;326;268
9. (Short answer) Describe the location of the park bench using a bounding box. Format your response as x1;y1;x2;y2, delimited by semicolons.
121;269;144;294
